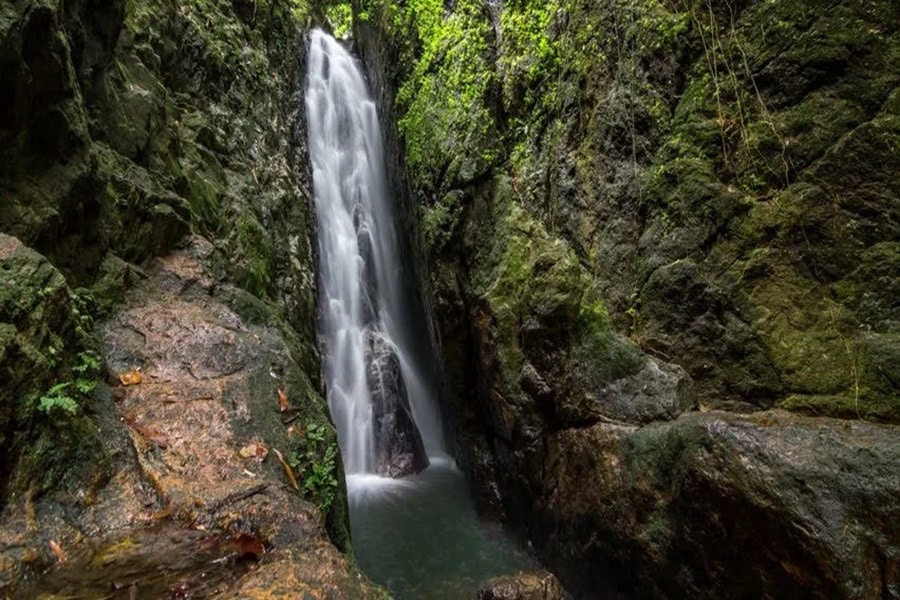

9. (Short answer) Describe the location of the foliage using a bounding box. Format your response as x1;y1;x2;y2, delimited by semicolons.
496;0;560;111
289;422;339;512
37;382;79;416
390;0;501;198
36;350;102;417
325;2;353;38
69;289;95;340
420;191;463;252
35;289;102;418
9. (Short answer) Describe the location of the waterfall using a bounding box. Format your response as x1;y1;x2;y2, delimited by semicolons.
305;29;444;478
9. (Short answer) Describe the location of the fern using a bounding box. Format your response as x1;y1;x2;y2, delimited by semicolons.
38;383;78;416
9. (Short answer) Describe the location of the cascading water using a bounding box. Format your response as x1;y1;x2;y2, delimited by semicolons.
305;29;536;599
306;29;443;478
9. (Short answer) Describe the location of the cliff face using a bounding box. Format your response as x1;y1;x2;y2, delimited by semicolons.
353;0;898;422
0;1;384;595
349;0;899;596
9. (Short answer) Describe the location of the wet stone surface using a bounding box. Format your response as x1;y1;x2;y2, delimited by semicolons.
0;237;384;599
475;570;566;600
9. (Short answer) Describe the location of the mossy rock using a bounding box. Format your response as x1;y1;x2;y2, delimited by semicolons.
471;180;592;371
0;234;108;503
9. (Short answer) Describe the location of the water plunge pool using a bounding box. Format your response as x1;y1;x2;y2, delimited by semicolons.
348;459;538;599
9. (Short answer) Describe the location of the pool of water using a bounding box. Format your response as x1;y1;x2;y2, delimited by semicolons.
347;458;538;599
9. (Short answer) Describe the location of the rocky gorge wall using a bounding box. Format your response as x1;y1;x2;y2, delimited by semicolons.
0;0;386;595
347;0;899;597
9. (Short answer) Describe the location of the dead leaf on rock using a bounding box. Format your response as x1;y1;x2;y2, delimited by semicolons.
151;506;174;520
48;540;67;565
119;368;142;386
239;442;268;462
234;532;265;560
271;448;299;491
277;388;289;412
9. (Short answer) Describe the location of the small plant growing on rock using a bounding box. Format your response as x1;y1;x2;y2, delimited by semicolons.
289;422;339;512
36;350;102;417
37;382;79;416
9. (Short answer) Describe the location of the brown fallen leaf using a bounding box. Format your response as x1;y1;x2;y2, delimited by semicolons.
234;532;265;560
151;506;174;520
119;368;142;386
48;540;67;565
271;448;299;491
239;442;268;462
277;388;289;412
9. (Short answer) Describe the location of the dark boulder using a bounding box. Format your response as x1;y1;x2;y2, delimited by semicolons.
365;330;429;477
535;410;900;599
0;234;109;507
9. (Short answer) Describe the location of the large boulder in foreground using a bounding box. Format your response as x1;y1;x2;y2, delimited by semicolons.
366;330;430;478
534;410;899;599
0;238;386;598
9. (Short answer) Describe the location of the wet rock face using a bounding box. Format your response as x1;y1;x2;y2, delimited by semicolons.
0;234;107;504
1;0;319;335
0;0;320;495
536;411;900;599
366;330;430;477
0;239;386;598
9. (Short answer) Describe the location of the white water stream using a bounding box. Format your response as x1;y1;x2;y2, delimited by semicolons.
305;29;539;598
305;29;444;477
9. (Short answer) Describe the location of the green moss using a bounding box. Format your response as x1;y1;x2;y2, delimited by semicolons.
778;392;898;423
421;190;463;253
354;0;899;419
127;0;272;93
747;264;876;406
12;412;109;498
467;184;645;387
229;213;274;299
484;202;583;326
387;0;501;196
497;0;560;111
179;141;226;234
